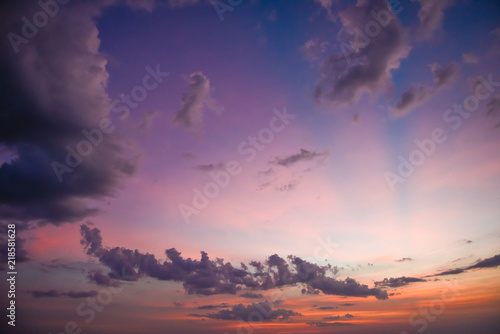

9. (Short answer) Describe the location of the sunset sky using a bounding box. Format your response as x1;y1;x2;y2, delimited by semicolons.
1;0;500;333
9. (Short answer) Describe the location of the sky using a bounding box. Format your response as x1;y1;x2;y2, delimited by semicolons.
0;0;500;333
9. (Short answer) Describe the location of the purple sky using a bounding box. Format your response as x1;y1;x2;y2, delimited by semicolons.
1;0;500;333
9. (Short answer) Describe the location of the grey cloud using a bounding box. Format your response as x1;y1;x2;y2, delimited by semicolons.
430;62;459;89
374;276;426;288
323;313;354;320
197;303;230;310
240;292;264;299
466;254;500;270
462;53;479;64
87;269;122;287
80;224;389;300
194;162;224;172
308;321;353;327
392;62;459;116
432;268;465;277
173;72;223;130
189;301;301;321
307;277;389;300
416;0;454;40
431;254;500;277
0;0;137;225
395;257;414;262
272;149;328;167
314;0;411;107
392;85;428;116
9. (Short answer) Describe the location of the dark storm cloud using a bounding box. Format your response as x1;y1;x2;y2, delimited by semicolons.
0;0;141;225
314;0;411;107
30;289;98;298
189;301;301;321
272;149;328;167
374;276;426;288
80;224;389;299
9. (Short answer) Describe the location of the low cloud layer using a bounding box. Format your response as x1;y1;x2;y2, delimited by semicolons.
374;276;427;288
428;254;500;277
189;301;301;321
80;224;388;299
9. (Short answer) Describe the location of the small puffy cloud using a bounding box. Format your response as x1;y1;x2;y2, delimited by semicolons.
323;313;354;320
462;53;479;64
272;149;328;167
416;0;455;40
87;269;121;287
395;257;414;263
137;110;162;132
194;162;224;172
302;38;330;61
374;276;426;288
391;85;428;116
240;292;264;299
430;62;460;89
313;0;411;107
485;94;500;117
189;301;301;321
308;321;353;327
173;72;223;130
392;62;459;116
